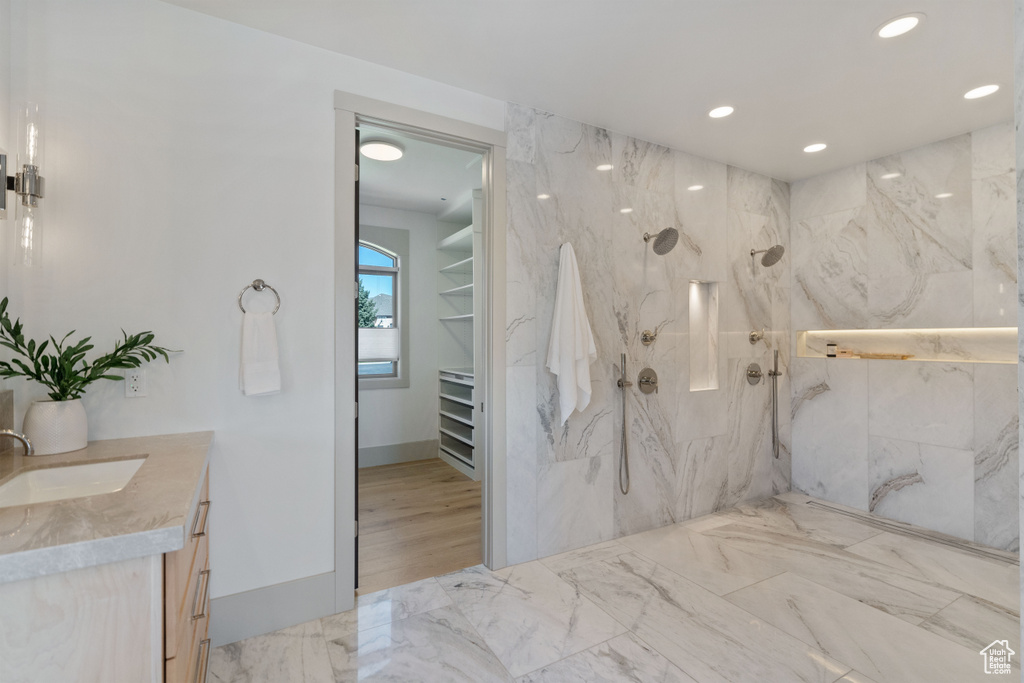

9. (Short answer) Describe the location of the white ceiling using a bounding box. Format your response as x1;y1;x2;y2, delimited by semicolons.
161;0;1013;182
358;124;481;223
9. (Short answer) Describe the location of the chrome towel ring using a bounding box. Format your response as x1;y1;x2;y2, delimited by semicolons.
238;279;281;314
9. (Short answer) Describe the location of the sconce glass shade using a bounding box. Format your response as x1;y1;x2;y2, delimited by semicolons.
16;104;44;208
15;205;41;267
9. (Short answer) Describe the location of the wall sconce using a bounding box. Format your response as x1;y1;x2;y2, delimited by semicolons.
1;104;45;266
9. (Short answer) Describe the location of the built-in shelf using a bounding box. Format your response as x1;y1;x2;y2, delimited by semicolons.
441;367;474;378
797;327;1018;364
437;225;473;251
440;314;474;322
439;256;473;273
439;427;474;448
440;283;473;296
440;444;472;466
439;410;474;427
439;392;474;407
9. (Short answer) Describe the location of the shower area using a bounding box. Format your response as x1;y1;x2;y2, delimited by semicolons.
504;104;792;563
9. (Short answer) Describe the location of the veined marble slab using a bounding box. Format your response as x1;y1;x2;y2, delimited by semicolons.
726;572;983;683
516;632;697;683
844;532;1020;611
319;577;451;640
919;595;1021;656
721;495;882;548
537;539;631;575
701;523;960;623
209;618;334;683
619;522;783;595
436;562;625;677
559;552;849;683
325;605;513;682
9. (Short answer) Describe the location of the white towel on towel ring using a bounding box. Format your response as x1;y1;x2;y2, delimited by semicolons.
240;311;281;396
546;242;597;425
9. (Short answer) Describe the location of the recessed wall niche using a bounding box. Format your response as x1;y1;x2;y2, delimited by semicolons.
689;280;719;391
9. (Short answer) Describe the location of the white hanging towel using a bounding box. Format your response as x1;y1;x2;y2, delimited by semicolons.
546;242;597;425
239;311;281;396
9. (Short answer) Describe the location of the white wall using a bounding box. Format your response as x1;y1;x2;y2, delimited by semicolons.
5;0;503;600
358;205;439;449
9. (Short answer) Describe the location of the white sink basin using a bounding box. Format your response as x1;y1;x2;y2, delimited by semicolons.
0;457;147;507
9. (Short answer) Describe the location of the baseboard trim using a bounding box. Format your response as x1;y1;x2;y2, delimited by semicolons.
358;439;438;468
210;571;336;647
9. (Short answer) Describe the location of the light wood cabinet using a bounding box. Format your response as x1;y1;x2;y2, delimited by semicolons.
165;466;211;683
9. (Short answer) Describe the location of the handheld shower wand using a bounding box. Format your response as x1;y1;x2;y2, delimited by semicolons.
617;353;632;494
768;349;781;459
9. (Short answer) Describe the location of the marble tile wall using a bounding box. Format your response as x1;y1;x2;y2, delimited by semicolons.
1014;0;1024;661
505;104;791;563
791;122;1020;551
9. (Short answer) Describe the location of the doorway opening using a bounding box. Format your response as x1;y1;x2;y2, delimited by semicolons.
334;92;507;614
355;124;484;593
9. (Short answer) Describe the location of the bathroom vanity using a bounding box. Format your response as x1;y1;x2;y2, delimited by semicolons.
0;431;213;683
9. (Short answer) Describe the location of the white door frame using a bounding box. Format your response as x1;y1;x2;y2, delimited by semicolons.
334;91;507;614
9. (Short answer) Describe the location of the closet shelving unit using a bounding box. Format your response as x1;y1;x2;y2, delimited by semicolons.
436;191;483;480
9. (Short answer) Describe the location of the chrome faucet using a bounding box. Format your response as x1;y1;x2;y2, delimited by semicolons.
0;430;33;456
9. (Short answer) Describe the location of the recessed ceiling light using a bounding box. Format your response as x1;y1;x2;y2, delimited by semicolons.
596;163;613;171
537;193;551;200
877;13;924;38
360;140;404;161
688;185;704;191
880;172;902;179
708;106;734;119
935;192;953;199
619;208;633;214
803;143;827;153
964;84;999;100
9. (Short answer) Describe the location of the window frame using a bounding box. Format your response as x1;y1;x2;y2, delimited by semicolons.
357;230;410;389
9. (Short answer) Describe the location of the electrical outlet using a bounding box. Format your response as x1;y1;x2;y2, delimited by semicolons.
125;369;147;398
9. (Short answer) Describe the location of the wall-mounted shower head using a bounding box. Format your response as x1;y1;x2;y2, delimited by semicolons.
751;244;785;267
644;228;679;255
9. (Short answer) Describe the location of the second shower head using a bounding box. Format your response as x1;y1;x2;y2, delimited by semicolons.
751;244;785;267
644;227;679;255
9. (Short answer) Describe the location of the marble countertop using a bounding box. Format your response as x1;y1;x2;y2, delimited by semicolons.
0;431;212;584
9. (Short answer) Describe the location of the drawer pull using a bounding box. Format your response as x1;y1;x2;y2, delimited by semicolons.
191;569;211;621
192;638;211;683
191;500;211;539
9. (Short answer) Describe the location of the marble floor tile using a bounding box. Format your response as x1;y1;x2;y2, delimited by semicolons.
725;495;883;548
619;523;783;595
325;605;513;682
560;552;849;683
919;595;1020;657
320;577;452;640
844;532;1019;612
726;572;983;683
538;539;632;574
436;562;626;677
516;632;697;683
208;619;334;683
702;523;960;623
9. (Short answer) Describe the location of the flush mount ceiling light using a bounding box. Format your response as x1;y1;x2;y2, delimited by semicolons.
803;143;827;153
964;84;999;100
881;172;902;179
935;192;954;198
688;185;704;191
619;208;633;214
596;163;613;171
708;106;734;119
360;140;404;161
537;193;551;200
877;13;925;38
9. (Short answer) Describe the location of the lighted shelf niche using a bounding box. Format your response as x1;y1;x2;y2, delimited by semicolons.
796;327;1018;364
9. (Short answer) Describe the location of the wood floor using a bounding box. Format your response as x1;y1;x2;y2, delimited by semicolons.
357;457;481;595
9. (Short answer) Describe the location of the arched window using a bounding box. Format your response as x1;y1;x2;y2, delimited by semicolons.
358;241;400;377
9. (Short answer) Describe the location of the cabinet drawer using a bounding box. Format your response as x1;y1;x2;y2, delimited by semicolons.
167;610;210;683
165;468;210;660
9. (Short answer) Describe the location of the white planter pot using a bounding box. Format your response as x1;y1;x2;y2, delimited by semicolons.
22;399;88;455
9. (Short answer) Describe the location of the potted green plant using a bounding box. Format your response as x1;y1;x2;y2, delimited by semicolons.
0;297;176;455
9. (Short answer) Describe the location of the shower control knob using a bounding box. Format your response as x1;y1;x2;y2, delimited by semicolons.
638;368;659;394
